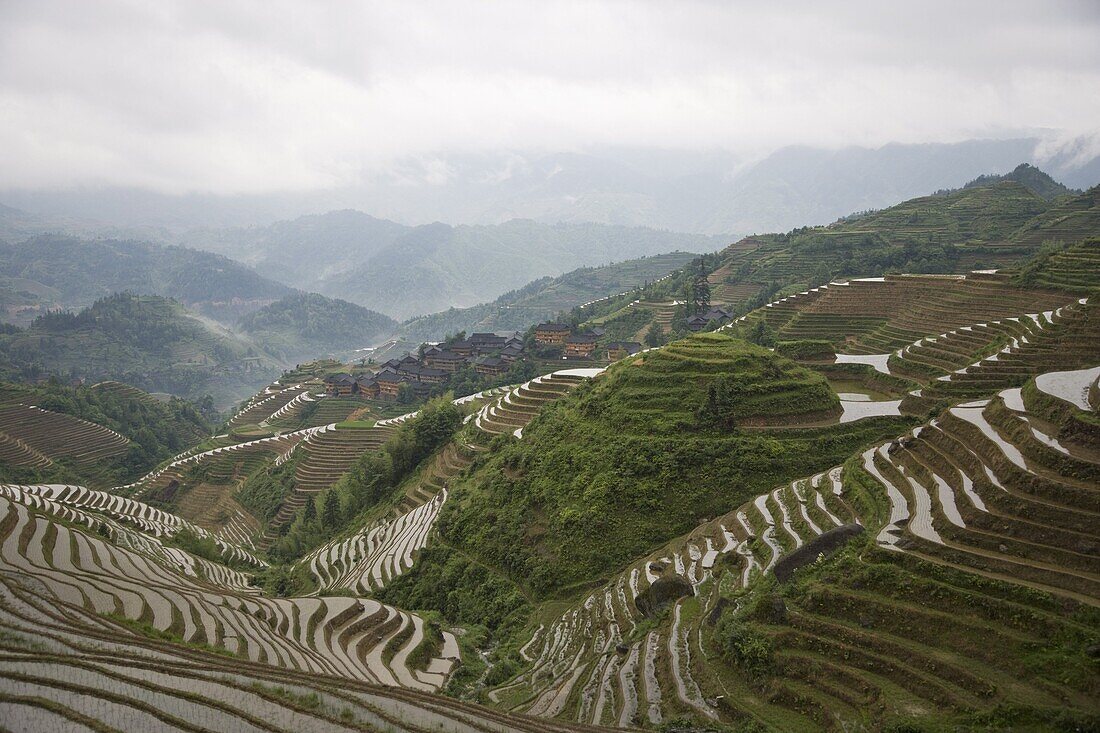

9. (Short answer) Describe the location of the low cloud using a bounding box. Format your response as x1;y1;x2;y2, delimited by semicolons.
1;0;1098;193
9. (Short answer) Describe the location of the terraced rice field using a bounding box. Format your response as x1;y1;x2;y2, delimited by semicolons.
298;373;607;594
492;362;1100;727
254;425;393;546
228;382;311;430
0;403;130;469
472;370;600;441
128;425;324;499
294;425;393;492
0;569;605;733
0;483;263;568
737;273;1077;358
301;489;449;594
910;298;1098;402
490;460;859;726
301;397;366;426
1014;240;1100;292
90;380;161;405
391;441;473;516
0;487;461;691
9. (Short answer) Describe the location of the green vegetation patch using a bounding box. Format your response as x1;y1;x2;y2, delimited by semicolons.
439;333;913;597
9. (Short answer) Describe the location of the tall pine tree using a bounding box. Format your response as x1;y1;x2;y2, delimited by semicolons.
691;260;711;315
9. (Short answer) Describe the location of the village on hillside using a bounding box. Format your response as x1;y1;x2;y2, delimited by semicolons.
319;302;734;406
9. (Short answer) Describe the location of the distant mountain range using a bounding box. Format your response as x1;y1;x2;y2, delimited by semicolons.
183;216;723;319
2;137;1097;238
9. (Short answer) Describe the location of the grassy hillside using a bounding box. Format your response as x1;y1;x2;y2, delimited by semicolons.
1012;238;1100;293
399;251;697;341
1010;185;1100;249
571;175;1097;339
0;293;282;407
237;292;397;361
438;333;914;597
0;235;291;326
961;162;1076;201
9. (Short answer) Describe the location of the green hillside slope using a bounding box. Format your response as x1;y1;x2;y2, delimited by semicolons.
1010;185;1100;249
438;333;914;596
0;293;282;407
238;292;397;361
399;251;697;341
961;162;1076;201
572;175;1098;339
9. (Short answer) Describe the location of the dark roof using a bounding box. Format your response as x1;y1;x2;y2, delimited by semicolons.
535;322;570;331
429;350;465;361
382;359;402;369
399;355;419;364
423;345;443;355
475;356;505;368
606;341;642;353
375;371;406;383
450;339;474;349
566;332;598;344
500;344;524;356
323;372;354;385
418;367;447;378
355;375;378;387
700;307;731;321
589;327;606;337
469;332;506;344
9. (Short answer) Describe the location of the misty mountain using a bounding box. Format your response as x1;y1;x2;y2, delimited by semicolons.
3;138;1098;238
398;250;698;341
188;216;723;320
0;235;292;326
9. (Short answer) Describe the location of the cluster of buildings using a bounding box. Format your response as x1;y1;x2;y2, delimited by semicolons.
323;332;526;400
323;320;661;402
534;322;642;361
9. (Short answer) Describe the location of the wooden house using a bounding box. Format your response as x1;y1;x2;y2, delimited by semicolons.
323;373;357;396
375;372;407;400
564;332;598;358
424;350;465;373
355;375;380;398
469;333;507;352
534;322;571;346
474;356;507;376
449;339;475;357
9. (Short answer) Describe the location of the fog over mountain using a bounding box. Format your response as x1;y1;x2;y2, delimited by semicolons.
2;1;1098;236
4;138;1098;240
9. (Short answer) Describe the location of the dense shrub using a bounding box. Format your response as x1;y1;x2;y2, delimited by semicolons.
775;339;836;361
714;605;773;678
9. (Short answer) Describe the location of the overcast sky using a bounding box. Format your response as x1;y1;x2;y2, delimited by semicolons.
1;0;1098;194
